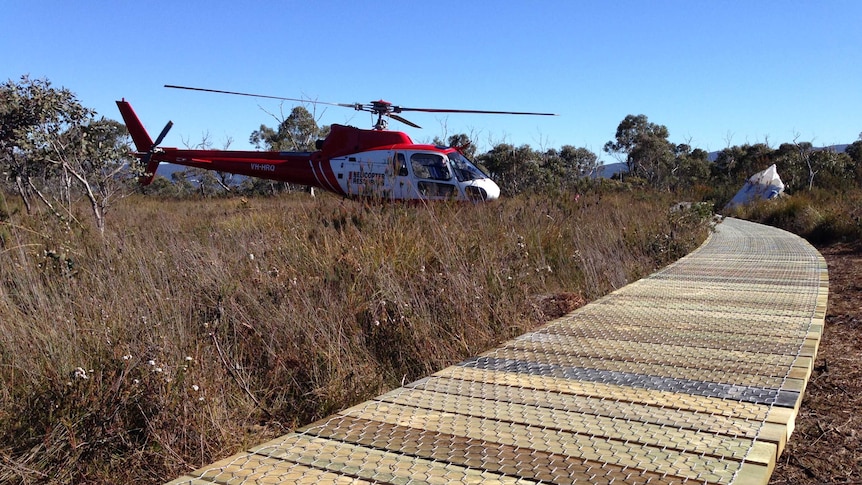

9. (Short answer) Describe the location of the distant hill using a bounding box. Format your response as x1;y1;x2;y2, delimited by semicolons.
154;163;185;180
595;162;627;178
150;163;248;185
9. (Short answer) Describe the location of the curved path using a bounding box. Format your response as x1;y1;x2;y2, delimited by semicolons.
168;217;827;485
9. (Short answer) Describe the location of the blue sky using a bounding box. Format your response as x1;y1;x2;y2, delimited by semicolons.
3;1;860;160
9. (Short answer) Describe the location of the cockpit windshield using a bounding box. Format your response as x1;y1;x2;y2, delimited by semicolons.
447;151;489;182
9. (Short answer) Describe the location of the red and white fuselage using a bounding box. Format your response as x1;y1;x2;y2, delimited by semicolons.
117;100;500;201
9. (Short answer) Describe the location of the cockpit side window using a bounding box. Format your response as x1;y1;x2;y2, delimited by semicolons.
394;153;408;176
410;153;451;181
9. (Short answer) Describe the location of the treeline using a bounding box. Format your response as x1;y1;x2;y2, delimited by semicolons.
3;75;861;232
155;107;862;203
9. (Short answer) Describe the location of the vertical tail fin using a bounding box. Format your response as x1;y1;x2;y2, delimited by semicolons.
116;99;160;185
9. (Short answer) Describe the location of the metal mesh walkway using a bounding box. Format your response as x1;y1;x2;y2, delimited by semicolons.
167;217;828;484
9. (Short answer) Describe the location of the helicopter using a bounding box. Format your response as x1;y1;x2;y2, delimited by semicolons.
116;85;557;201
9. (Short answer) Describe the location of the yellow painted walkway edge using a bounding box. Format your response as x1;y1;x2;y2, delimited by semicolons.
167;218;827;484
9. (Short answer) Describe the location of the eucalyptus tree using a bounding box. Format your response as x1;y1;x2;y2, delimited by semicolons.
249;105;330;194
538;145;600;192
846;136;862;186
432;133;478;160
50;118;134;232
712;143;773;187
775;140;849;192
603;114;676;189
250;105;329;151
559;145;600;180
1;76;133;233
672;144;710;190
479;143;542;196
1;76;92;213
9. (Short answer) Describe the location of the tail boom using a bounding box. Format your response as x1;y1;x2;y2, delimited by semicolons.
115;100;343;194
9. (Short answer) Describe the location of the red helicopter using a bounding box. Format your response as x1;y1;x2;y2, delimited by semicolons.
116;85;556;201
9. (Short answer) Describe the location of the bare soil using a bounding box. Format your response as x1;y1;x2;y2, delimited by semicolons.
770;242;862;484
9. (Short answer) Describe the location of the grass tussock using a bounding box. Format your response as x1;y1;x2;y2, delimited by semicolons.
0;188;711;484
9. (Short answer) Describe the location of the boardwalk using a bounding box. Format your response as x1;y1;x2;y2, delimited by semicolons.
167;217;828;485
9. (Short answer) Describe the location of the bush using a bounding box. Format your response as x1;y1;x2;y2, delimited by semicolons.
729;189;862;245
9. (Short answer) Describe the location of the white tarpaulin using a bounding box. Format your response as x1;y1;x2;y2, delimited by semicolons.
725;164;785;209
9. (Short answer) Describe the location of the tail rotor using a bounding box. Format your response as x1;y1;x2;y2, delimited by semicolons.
141;120;173;166
116;99;173;185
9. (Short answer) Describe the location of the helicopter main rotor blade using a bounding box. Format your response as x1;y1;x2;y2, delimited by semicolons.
164;85;357;109
164;85;557;131
389;114;421;129
395;106;558;116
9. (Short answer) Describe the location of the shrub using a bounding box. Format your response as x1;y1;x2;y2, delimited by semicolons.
730;189;862;245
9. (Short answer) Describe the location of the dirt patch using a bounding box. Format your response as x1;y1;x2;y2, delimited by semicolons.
533;292;587;321
770;242;862;484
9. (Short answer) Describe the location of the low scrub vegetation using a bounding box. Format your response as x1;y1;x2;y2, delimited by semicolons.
0;187;711;483
726;188;862;246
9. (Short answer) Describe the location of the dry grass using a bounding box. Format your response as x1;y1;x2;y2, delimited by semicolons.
727;188;862;245
0;188;711;484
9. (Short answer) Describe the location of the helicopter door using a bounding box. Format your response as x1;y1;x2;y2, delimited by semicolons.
409;152;459;199
390;152;412;199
